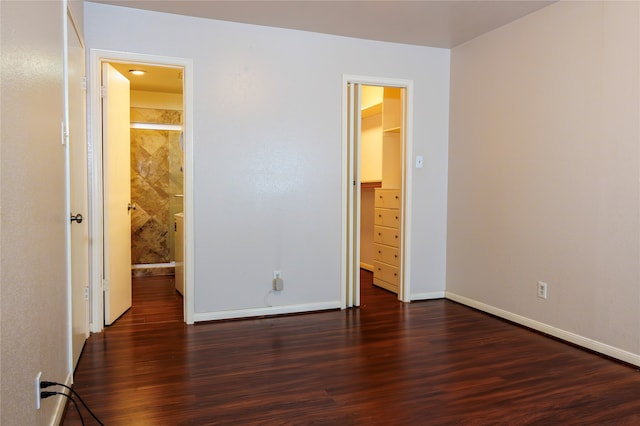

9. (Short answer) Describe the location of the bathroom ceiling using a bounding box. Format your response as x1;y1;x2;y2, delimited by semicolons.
109;62;184;94
90;0;555;49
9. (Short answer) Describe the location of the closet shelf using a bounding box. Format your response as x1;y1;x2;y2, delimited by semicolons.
361;181;382;190
362;102;382;118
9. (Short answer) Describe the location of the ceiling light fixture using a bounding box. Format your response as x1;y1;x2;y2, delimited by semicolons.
129;69;146;76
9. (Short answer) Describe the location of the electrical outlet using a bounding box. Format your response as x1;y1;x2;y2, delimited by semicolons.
272;270;284;291
35;371;42;409
272;271;283;291
537;281;548;299
273;277;284;291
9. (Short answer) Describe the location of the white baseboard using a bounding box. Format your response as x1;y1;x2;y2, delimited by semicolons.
194;301;342;322
445;291;640;367
411;291;445;300
49;372;73;426
194;291;640;366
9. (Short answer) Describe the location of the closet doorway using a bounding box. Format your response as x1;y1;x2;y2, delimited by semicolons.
90;50;194;331
343;77;413;308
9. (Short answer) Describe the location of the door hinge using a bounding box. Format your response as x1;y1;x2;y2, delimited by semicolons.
81;76;87;91
101;85;106;99
61;121;69;145
102;278;109;292
84;286;89;301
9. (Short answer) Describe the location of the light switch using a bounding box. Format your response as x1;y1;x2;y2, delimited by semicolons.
415;155;424;168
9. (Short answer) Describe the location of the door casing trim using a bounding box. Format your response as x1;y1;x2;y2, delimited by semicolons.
88;49;195;331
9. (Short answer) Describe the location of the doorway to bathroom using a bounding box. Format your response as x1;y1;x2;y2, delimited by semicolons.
111;60;184;314
110;63;184;275
89;50;194;332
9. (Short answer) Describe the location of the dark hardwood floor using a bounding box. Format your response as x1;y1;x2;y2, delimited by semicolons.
63;272;640;425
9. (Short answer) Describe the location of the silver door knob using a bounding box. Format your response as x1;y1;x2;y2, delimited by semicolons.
128;203;137;211
70;213;83;224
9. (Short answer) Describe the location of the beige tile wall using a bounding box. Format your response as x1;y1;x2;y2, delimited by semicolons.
130;108;183;265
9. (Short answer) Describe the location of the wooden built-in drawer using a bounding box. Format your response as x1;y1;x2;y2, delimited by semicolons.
374;189;401;209
374;225;400;247
374;261;400;286
374;208;400;228
374;243;399;266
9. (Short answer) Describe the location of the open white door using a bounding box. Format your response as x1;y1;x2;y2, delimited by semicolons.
346;82;362;307
67;11;89;367
102;63;132;325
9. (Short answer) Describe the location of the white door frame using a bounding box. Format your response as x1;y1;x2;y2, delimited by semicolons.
64;1;89;372
89;49;195;331
341;75;414;308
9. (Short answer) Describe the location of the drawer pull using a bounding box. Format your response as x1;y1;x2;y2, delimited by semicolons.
395;195;399;199
395;235;398;239
394;273;398;277
394;254;398;258
378;233;382;236
395;216;399;220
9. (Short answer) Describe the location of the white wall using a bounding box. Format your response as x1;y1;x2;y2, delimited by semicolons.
448;1;640;362
360;113;383;183
84;3;450;316
1;1;70;424
69;0;84;35
130;90;183;110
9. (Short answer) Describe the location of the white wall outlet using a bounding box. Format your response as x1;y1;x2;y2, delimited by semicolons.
537;281;548;299
272;271;283;291
415;155;424;168
35;371;42;409
273;277;284;291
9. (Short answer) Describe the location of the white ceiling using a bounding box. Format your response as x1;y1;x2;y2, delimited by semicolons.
90;0;555;49
93;0;555;94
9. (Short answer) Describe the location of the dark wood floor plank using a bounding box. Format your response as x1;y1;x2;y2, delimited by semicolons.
63;272;640;425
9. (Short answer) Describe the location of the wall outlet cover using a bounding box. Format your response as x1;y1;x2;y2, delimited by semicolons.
35;371;42;409
273;277;284;291
537;281;548;299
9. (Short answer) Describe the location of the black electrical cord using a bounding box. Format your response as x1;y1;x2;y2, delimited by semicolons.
41;381;104;425
41;391;85;426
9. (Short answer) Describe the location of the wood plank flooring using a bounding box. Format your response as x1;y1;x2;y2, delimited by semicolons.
63;272;640;425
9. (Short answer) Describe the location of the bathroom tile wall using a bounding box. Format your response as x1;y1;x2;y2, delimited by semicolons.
130;108;183;266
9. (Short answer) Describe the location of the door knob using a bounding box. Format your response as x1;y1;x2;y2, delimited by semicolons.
70;213;83;224
128;203;137;211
